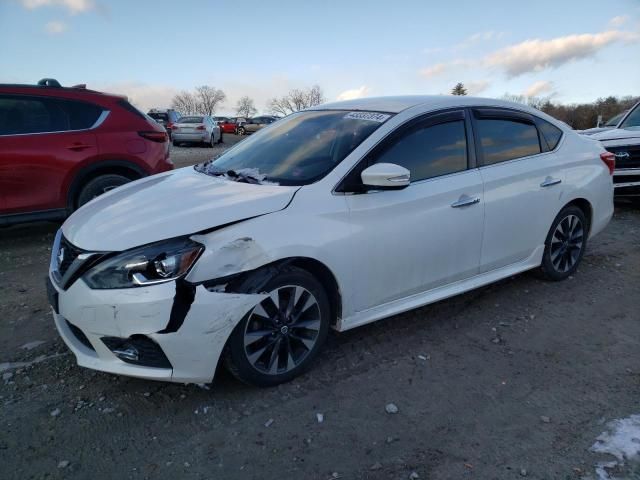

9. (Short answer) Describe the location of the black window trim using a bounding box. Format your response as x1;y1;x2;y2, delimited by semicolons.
470;107;549;167
0;93;109;137
335;108;474;194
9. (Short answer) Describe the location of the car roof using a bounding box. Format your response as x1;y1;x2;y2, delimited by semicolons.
312;95;540;115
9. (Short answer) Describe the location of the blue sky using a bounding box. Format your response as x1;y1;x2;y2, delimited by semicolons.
1;0;639;115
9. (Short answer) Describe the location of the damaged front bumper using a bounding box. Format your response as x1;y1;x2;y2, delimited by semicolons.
49;274;265;383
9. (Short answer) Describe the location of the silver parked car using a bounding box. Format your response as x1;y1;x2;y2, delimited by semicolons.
236;116;278;135
171;115;222;147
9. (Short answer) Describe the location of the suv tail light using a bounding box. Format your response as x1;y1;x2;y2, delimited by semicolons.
196;125;206;130
600;152;615;175
138;131;168;143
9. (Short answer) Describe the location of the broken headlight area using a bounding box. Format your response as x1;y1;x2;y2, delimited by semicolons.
82;237;204;289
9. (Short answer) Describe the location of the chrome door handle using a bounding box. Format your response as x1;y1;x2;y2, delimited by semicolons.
540;177;562;188
451;195;480;208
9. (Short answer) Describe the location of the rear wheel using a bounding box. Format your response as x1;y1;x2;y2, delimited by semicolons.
209;134;216;148
76;174;131;208
223;266;330;387
538;205;588;281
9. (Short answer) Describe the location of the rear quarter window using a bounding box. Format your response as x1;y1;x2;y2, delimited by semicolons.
535;118;563;150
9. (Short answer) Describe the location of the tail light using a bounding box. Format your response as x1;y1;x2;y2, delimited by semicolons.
600;152;615;175
196;125;206;130
171;124;179;130
167;122;174;129
138;131;168;143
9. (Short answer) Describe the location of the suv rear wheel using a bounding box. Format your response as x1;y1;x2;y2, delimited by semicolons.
76;174;131;208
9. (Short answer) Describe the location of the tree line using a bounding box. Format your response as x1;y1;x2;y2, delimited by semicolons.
171;85;325;118
452;82;638;130
171;81;637;130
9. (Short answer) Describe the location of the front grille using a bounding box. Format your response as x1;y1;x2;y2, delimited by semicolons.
66;320;95;351
606;145;640;169
57;236;85;278
614;174;640;185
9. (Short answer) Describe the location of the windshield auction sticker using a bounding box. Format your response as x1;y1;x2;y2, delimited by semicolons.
344;112;391;123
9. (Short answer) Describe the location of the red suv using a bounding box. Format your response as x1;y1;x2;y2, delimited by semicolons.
0;79;173;226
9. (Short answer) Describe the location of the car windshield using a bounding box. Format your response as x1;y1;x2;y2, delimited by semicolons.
620;105;640;130
179;116;204;124
148;112;169;122
195;110;392;186
604;112;624;127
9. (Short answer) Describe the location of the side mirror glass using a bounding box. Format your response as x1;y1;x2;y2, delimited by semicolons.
360;163;410;190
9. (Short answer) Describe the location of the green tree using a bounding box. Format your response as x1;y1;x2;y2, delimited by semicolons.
451;83;468;96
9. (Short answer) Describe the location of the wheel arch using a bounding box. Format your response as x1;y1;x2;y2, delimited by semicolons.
203;256;343;327
66;160;149;210
561;197;593;236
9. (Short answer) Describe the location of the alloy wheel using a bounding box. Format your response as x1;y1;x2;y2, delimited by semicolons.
550;214;584;273
243;285;322;375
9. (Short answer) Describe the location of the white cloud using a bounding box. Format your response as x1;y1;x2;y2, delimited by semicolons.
337;85;371;101
96;82;180;112
523;80;554;97
608;15;629;27
468;31;504;42
485;30;640;77
419;59;473;79
465;80;489;95
45;20;67;34
20;0;94;14
419;63;448;78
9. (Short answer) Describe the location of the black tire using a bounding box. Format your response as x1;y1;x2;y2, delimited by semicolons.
76;174;131;208
223;266;331;387
172;140;179;147
237;126;245;136
538;205;588;281
208;134;215;148
218;131;224;144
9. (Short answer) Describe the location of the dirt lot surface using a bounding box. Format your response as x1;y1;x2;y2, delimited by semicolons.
1;148;639;479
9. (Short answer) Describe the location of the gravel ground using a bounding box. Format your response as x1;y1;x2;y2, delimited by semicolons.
1;166;639;478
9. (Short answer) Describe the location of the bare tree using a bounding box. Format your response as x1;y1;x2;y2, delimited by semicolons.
171;91;198;115
236;96;258;118
195;86;226;116
267;85;326;116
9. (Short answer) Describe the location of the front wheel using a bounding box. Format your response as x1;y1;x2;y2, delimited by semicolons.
237;126;245;136
538;205;588;281
223;266;330;387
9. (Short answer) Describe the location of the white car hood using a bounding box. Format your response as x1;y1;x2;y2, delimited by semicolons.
591;128;640;144
63;167;299;251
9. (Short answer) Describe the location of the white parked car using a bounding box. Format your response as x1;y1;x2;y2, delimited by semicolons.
171;115;222;147
47;96;614;387
590;101;640;199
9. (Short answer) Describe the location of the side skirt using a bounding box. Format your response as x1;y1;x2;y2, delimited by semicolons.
337;245;545;332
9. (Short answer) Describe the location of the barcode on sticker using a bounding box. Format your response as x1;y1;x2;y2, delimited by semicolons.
344;112;391;123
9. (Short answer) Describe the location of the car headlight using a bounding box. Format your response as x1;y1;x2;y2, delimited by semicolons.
83;238;204;289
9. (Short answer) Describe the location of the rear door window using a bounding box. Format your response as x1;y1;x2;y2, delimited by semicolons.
475;118;541;165
0;95;102;135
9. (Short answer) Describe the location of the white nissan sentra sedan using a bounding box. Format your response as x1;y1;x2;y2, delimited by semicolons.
48;96;614;387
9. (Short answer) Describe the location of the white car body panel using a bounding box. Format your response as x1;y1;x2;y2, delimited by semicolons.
50;96;614;384
63;168;299;251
